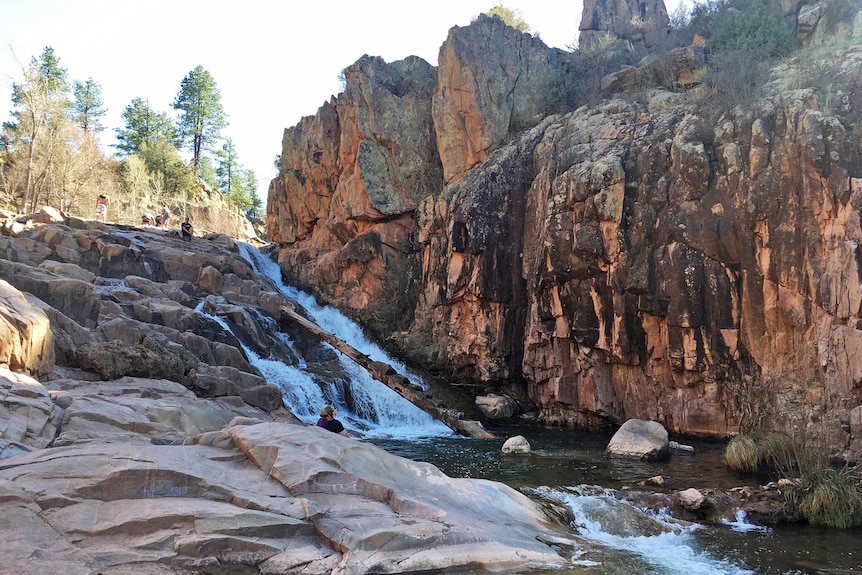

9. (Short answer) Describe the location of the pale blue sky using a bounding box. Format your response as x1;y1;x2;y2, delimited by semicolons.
0;0;681;200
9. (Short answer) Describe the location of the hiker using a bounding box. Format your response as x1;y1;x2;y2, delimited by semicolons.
160;206;171;228
95;194;109;223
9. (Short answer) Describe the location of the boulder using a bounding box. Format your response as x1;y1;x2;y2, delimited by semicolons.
36;205;65;224
501;435;532;454
679;487;706;511
475;394;519;420
0;280;55;377
605;419;670;461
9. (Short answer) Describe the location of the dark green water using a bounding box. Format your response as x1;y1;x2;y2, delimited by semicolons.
370;425;862;575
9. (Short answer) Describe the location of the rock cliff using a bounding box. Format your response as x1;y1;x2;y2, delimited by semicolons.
267;4;862;455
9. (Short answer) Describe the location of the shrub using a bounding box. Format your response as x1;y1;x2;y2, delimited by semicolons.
710;0;798;57
754;430;796;471
724;431;795;473
788;468;862;528
725;434;759;472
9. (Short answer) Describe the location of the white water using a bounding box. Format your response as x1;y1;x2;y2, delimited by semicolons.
722;510;771;534
201;243;451;439
536;486;756;575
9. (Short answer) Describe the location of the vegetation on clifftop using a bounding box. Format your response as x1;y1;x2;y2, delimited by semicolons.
0;47;262;228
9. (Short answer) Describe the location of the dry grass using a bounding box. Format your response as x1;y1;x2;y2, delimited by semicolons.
788;467;862;528
725;434;759;472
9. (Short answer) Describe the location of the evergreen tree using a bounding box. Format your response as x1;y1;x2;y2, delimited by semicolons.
72;78;106;133
172;66;226;175
115;98;176;156
215;138;241;194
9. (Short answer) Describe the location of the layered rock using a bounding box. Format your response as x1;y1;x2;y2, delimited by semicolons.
267;12;862;455
579;0;670;49
0;213;577;573
0;414;574;574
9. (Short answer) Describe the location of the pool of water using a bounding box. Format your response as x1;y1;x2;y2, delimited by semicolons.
370;424;862;575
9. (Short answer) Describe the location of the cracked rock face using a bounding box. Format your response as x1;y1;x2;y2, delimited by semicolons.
0;217;575;574
0;417;573;574
267;13;862;454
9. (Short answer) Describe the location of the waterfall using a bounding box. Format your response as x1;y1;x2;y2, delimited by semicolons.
201;243;451;439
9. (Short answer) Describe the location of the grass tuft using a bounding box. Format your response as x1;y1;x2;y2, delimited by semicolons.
788;468;862;528
724;434;759;472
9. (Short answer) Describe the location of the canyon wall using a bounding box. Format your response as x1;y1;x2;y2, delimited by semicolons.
268;8;862;452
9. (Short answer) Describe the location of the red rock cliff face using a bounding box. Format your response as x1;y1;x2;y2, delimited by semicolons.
267;54;441;333
269;15;862;453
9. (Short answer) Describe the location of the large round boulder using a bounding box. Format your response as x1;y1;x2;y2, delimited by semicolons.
605;419;669;461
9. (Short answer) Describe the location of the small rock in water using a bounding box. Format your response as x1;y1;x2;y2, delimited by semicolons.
679;487;706;510
501;435;532;454
669;440;695;456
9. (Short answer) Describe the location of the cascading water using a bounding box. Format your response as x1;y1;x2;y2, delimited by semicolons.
202;242;451;438
534;486;756;575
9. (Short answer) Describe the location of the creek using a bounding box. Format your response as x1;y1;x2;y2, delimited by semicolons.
236;243;862;575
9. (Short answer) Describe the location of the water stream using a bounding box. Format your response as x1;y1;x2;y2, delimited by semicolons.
228;243;861;575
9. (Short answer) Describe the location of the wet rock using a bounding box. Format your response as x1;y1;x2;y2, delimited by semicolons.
679;487;706;511
669;440;695;456
476;394;519;420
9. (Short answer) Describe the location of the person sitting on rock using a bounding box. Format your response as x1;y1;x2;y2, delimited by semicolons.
180;216;194;240
160;206;171;228
315;405;348;436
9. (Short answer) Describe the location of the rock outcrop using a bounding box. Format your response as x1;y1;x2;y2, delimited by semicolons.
579;0;670;49
0;215;575;574
0;415;573;574
266;9;862;456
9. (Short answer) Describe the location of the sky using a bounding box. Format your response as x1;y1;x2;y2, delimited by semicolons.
0;0;682;201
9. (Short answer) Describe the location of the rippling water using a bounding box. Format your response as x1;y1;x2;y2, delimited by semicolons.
371;425;862;575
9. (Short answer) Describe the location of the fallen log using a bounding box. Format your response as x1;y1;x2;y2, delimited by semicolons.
280;305;494;439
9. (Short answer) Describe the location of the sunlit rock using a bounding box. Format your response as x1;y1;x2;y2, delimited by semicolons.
502;435;532;454
606;419;669;461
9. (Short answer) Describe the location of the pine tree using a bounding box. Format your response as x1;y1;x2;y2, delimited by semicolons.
115;98;176;156
172;66;226;175
72;78;106;133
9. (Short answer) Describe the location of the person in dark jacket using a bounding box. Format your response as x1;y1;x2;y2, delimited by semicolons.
315;405;348;436
181;216;194;240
